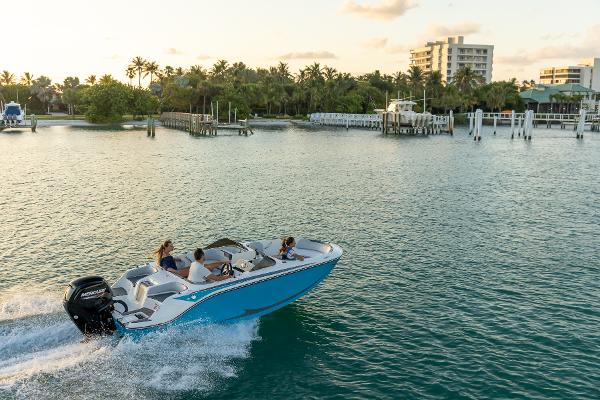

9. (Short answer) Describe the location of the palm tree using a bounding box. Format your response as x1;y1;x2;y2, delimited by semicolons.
31;76;54;114
305;63;324;112
130;56;146;87
143;61;159;85
452;66;485;94
99;74;114;84
189;65;206;78
85;75;97;85
211;60;229;81
163;65;174;77
20;72;34;86
392;71;408;97
125;66;136;86
485;84;509;112
276;62;291;83
407;66;424;98
323;66;337;82
425;71;444;99
1;71;15;85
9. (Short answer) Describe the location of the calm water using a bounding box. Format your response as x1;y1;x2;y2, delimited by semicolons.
1;123;599;399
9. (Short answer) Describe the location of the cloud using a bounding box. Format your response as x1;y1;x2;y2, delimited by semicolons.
426;22;480;37
166;48;183;55
362;37;388;49
498;24;600;66
196;55;211;60
540;32;580;40
279;51;337;60
497;45;595;65
361;36;409;54
340;0;417;21
387;43;410;53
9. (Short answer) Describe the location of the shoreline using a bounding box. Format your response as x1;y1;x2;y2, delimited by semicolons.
31;118;310;128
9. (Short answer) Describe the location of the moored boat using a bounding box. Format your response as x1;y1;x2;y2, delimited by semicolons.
1;101;25;127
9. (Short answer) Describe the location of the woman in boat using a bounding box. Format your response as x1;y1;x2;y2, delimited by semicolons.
188;248;232;283
278;237;304;261
154;240;189;278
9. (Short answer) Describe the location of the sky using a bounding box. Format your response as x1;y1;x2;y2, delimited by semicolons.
3;0;600;84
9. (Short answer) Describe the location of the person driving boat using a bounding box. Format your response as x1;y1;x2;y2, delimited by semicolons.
189;248;233;282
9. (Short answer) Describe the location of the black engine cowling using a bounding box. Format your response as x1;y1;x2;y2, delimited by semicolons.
63;276;116;335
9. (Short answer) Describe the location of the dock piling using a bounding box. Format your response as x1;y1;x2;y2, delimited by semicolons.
468;112;474;135
510;110;515;139
474;109;483;141
576;109;586;139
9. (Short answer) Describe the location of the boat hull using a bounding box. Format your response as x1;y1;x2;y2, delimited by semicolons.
115;257;339;336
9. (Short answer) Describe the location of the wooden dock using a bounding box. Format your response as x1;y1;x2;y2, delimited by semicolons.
160;112;253;136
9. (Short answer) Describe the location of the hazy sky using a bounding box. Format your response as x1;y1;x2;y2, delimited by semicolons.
4;0;600;83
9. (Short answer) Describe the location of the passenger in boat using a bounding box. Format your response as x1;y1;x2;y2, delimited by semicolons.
279;237;305;261
189;248;232;283
154;240;189;278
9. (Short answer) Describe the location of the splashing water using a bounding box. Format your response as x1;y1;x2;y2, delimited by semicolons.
0;286;64;322
0;285;261;400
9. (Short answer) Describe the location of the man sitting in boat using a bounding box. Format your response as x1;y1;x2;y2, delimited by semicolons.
154;239;189;278
278;237;305;261
189;248;233;283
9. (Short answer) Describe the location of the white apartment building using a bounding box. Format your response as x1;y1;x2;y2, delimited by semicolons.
409;36;494;83
539;58;600;91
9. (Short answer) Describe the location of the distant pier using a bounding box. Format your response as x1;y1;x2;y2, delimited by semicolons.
467;108;599;140
160;112;253;136
468;111;600;131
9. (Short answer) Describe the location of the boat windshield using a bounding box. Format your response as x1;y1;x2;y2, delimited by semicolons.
4;105;21;116
205;238;246;250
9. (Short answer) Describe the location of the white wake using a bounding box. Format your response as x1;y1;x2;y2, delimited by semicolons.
0;285;260;399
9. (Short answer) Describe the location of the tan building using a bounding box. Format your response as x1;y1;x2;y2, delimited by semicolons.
539;58;600;91
409;36;494;83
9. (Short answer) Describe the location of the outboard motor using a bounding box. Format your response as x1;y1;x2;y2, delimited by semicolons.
63;276;116;335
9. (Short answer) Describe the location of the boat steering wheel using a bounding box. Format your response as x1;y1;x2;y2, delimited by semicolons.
220;262;234;277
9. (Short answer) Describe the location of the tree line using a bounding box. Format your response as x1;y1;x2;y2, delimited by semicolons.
0;58;540;122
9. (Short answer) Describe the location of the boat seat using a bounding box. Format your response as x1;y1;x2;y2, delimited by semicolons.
148;292;177;302
112;287;127;296
248;242;264;253
127;274;151;286
253;256;276;270
126;265;159;285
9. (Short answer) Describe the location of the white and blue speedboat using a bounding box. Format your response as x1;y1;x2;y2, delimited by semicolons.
64;238;342;336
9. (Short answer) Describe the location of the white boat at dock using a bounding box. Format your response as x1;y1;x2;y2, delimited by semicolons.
0;101;38;132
